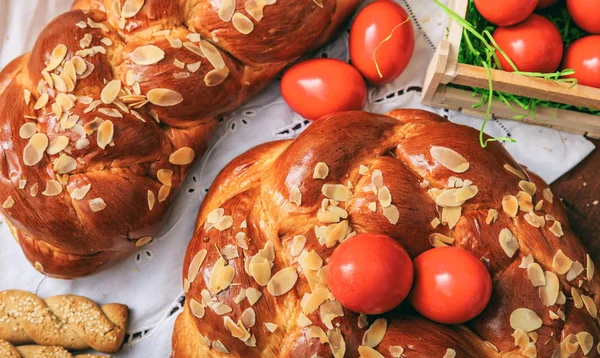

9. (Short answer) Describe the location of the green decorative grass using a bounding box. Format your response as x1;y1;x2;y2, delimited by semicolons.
433;0;600;147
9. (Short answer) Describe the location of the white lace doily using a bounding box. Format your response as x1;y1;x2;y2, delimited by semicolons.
0;0;594;356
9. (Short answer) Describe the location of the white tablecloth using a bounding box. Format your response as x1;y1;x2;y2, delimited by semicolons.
0;0;595;356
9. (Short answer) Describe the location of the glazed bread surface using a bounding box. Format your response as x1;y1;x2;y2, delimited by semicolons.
0;0;362;278
174;109;600;357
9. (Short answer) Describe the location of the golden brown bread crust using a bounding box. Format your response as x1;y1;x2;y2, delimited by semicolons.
0;290;129;353
173;109;600;357
0;0;363;278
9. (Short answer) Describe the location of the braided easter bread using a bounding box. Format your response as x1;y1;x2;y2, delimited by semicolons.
0;290;128;353
173;109;600;357
0;0;362;278
0;339;107;358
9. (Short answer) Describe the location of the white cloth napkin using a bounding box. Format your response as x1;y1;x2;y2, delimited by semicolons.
0;0;594;357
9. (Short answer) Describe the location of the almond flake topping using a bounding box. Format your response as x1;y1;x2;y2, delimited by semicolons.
147;88;183;106
429;233;454;248
290;185;302;205
577;331;594;355
97;120;114;150
2;196;15;209
539;271;559;306
327;328;346;358
30;183;39;197
510;308;542;332
587;254;594;281
362;318;387;347
313;0;324;8
572;287;584;309
100;80;121;104
290;235;306;257
322;184;352;202
70;184;92;200
221;245;238;259
302;288;331;314
34;93;49;110
19;122;37;139
218;0;236;22
519;180;537;196
265;322;278;333
567;261;584;281
524;212;545;228
53;154;77;174
190;298;205;319
313;162;329;179
212;341;228;354
121;0;145;18
187;249;207;283
443;349;457;358
430;146;469;173
502;195;518;217
130;45;165;65
41;180;62;196
147;190;155;210
297;312;312;327
205;67;230;86
208;257;235;294
582;294;598;318
517;191;533;212
527;263;545;287
232;13;254;34
241;307;256;327
89;198;107;212
45;44;68;71
18;180;26;190
504;164;526;179
23;133;49;166
549;221;563;238
358;346;383;358
187;61;201;73
246;287;262;305
543;188;554;203
389;346;404;358
552;250;573;275
499;228;519;258
486;209;498;225
157;169;173;186
200;40;225;69
169;147;195;165
378;186;392;207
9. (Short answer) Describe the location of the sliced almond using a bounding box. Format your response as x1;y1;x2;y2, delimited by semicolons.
23;133;49;166
587;254;594;281
539;271;559;306
502;195;518;217
130;45;165;65
519;181;537;196
290;235;306;257
53;154;77;174
158;184;170;202
358;346;384;358
572;287;584;309
429;233;455;248
524;212;545;228
264;322;278;333
33;93;49;110
89;198;107;212
582;294;598;318
485;209;498;225
187;249;207;282
208;257;235;294
169;147;194;165
147;88;183;106
567;261;584;281
290;185;302;205
45;44;67;71
443;349;457;358
510;308;542;332
101;80;121;104
190;298;205;318
371;170;383;189
454;185;478;202
552;250;573;275
299;250;323;271
249;255;271;286
19;122;37;139
246;287;262;305
382;205;400;225
378;186;392;208
97;120;114;150
297;312;312;327
313;162;329;179
147;190;155;210
218;0;236;22
499;228;519;258
549;221;563;238
241;307;256;328
362;318;387;348
187;61;201;73
504;164;526;179
121;0;145;18
245;0;266;21
389;346;405;358
527;263;546;287
430;146;469;173
302;288;330;314
441;206;461;229
327;328;346;358
577;331;594;355
267;267;298;296
543;188;554;203
2;196;15;209
517;191;533;212
232;13;254;34
322;184;352;202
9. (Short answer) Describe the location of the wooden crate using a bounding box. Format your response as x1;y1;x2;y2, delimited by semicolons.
421;0;600;138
